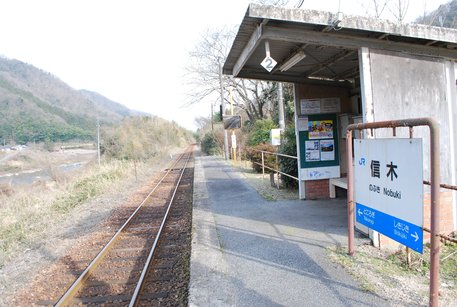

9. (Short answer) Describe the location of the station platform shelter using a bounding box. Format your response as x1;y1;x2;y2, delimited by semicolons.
223;3;457;245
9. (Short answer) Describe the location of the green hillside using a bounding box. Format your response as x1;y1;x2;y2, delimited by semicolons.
0;56;142;144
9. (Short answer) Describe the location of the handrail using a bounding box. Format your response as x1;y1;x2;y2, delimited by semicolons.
422;180;457;244
423;180;457;191
250;149;298;160
248;148;298;186
252;161;299;181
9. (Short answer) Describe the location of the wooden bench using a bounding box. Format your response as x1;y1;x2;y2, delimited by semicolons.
329;177;348;198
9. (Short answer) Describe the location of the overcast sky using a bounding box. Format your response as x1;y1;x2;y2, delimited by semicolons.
0;0;450;130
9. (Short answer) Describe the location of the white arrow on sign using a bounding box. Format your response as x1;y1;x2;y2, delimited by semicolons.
358;209;363;216
411;232;419;242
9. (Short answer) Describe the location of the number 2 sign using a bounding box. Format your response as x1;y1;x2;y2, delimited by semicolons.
261;56;277;72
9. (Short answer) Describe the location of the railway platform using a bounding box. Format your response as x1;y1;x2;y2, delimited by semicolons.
189;155;387;306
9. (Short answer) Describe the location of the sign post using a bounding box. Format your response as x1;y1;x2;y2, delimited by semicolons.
231;132;237;161
346;118;440;307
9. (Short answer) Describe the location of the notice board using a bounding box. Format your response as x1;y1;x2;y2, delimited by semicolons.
354;138;424;253
298;113;340;180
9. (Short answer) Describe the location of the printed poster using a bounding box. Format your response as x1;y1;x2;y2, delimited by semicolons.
305;140;320;162
320;98;341;113
320;139;335;161
297;117;308;131
308;120;333;139
300;98;341;115
300;99;320;114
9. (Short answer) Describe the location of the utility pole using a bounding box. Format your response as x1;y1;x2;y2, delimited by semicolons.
278;82;286;131
211;103;214;133
219;61;229;160
230;87;237;161
97;119;101;166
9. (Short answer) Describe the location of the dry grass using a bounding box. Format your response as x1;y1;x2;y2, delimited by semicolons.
0;159;141;267
327;243;457;306
0;183;14;196
232;159;299;201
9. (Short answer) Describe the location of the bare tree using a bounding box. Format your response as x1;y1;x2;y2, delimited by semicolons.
388;0;410;24
186;27;278;123
185;26;233;106
194;116;211;131
361;0;390;18
255;0;290;6
373;0;390;18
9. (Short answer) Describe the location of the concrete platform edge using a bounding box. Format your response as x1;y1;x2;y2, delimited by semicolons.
189;156;235;306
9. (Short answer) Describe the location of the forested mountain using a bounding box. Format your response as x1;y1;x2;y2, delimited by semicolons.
0;56;143;144
79;90;147;118
416;0;457;28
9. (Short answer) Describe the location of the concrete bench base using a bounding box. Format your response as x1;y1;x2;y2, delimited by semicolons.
329;177;348;198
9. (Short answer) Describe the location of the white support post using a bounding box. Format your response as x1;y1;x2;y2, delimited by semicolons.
358;47;377;243
293;83;306;199
445;61;457;230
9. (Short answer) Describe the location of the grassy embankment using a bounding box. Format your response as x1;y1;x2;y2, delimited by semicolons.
0;116;194;267
0;159;139;266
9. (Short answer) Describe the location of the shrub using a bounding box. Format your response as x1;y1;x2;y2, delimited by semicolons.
201;132;221;155
279;124;298;188
43;138;55;152
0;183;14;197
246;143;277;173
246;119;277;146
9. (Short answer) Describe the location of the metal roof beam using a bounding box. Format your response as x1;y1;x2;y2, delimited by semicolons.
303;50;356;77
232;24;264;77
332;66;360;80
262;26;457;60
237;69;353;87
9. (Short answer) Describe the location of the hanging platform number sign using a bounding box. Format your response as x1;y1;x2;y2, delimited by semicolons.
261;56;277;72
261;41;276;72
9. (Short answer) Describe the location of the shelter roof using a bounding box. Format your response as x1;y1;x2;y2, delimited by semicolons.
223;3;457;85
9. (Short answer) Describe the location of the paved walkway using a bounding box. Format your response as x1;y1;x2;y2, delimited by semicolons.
189;155;387;307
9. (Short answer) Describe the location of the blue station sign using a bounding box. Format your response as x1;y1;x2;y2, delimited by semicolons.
354;139;424;253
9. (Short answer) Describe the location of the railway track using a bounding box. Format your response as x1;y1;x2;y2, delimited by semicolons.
54;148;194;306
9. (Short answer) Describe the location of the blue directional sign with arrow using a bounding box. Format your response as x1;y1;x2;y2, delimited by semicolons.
356;203;423;252
354;139;424;253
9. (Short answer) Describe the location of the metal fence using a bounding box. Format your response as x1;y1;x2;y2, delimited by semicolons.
422;180;457;244
250;149;298;188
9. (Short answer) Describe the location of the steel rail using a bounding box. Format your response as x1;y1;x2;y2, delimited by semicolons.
129;150;192;306
54;149;190;307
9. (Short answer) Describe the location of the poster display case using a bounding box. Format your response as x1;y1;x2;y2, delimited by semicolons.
298;113;340;180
